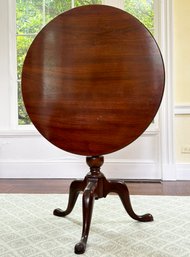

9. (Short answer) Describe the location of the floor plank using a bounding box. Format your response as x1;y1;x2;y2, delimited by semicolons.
0;179;190;195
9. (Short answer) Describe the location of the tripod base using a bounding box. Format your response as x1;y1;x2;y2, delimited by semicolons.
53;156;153;254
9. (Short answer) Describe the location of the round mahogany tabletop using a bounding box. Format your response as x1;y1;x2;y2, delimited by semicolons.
22;5;165;156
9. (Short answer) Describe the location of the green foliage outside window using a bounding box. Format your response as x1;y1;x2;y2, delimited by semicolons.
124;0;154;33
17;0;154;125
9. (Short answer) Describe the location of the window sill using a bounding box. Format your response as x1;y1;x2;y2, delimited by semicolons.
0;126;40;137
0;125;159;137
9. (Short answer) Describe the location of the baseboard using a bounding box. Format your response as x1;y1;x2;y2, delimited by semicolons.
2;161;190;180
0;160;86;179
0;160;160;179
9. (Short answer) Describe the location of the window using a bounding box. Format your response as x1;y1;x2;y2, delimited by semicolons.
124;0;154;34
16;0;102;125
16;0;155;125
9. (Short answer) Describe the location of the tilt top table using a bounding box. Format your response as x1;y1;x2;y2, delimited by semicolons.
22;5;165;254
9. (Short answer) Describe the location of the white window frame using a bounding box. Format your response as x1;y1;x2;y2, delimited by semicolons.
0;0;171;136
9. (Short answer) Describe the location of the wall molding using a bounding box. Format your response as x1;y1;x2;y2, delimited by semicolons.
0;126;160;137
2;160;189;180
174;105;190;115
159;0;175;180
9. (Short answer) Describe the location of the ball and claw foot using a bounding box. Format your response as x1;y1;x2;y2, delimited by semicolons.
74;241;86;254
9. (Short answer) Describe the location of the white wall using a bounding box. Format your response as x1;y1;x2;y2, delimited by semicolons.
0;129;161;179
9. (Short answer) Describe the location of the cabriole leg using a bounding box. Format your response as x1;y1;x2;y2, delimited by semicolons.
74;180;97;254
104;180;153;222
53;179;85;217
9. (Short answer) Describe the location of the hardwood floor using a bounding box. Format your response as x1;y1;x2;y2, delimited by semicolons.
0;179;190;195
